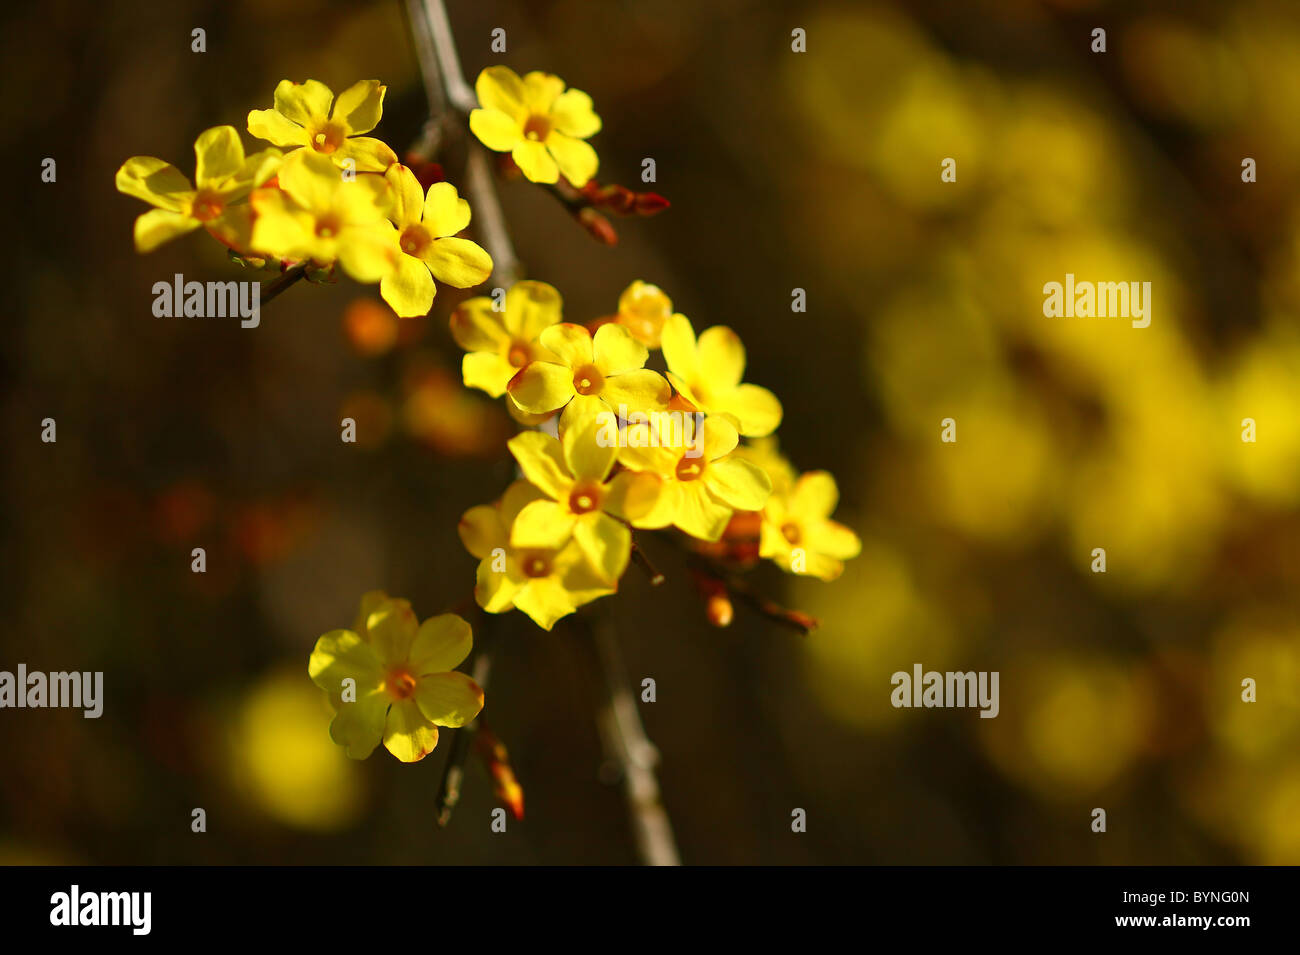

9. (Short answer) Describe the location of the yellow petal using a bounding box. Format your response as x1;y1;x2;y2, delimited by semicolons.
506;281;564;339
791;471;839;521
509;361;576;413
277;149;339;211
459;504;507;558
450;297;509;351
383;699;439;762
462;351;516;397
511;140;559;183
574;513;630;583
273;79;334;127
333;136;398;173
805;519;862;561
511;499;578;549
384;164;426;227
522;71;565;113
703;457;771;511
718;383;783;437
247;108;309;148
502;479;549;524
701;415;740;460
308;628;385;700
115;156;193;211
563;411;618;483
380;253;435;317
133;208;200;253
592;322;648;376
539;323;594;369
366;599;419;666
338;223;399;284
604;470;662;523
409;613;473;674
601;369;672;414
660;313;699;380
468;108;523;151
422;182;471;236
328;689;390;759
695;325;746;390
414;671;484;727
674;485;733;541
508;431;572;499
193;125;246;188
476;556;521;612
422;237;492;288
475;66;527;120
332;79;385;135
512;577;577;631
545;132;598;187
550;88;602;139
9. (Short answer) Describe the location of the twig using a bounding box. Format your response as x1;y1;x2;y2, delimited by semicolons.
435;648;491;827
691;558;818;634
411;0;522;285
579;611;681;866
261;264;306;305
630;540;665;586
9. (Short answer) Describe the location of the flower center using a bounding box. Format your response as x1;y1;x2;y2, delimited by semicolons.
311;123;346;154
400;225;431;257
191;190;225;222
569;484;601;514
507;343;532;367
781;521;802;545
315;213;341;239
523;115;551;141
521;551;552;578
386;668;418;700
573;363;605;396
675;456;705;482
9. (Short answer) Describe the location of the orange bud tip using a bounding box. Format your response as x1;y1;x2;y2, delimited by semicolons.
707;593;734;627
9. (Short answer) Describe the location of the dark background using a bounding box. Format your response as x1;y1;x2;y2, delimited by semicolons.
2;0;1298;863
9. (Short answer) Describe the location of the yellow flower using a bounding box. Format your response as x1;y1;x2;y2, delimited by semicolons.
759;471;861;581
115;126;281;253
732;436;798;497
507;322;671;428
506;411;659;576
379;164;492;317
308;596;484;762
469;66;601;186
619;414;771;541
661;313;783;437
614;280;674;349
248;79;397;173
250;150;394;281
451;281;563;398
458;480;616;630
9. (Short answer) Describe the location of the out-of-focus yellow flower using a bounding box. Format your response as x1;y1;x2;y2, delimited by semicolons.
248;79;397;172
506;412;658;577
250;151;394;281
759;471;861;581
308;595;483;762
379;164;491;317
661;314;783;437
732;436;797;497
507;322;671;427
115;126;281;253
613;280;674;348
458;480;616;630
619;414;770;541
469;66;601;186
451;281;563;397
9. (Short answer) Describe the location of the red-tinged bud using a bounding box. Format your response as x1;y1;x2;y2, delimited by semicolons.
476;722;524;820
578;208;618;245
707;592;734;627
634;192;670;215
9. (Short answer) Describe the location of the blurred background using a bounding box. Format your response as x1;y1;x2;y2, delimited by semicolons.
2;0;1299;864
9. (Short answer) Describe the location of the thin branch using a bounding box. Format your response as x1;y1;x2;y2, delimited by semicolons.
580;611;681;866
412;0;522;284
630;540;665;586
260;264;306;305
435;648;491;827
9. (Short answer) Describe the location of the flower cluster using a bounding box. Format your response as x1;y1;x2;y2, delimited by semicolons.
452;276;862;630
115;79;492;318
